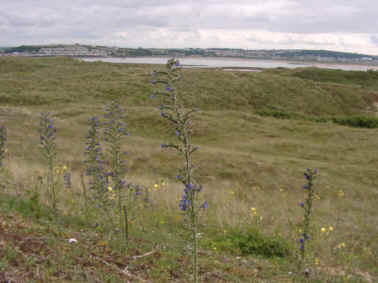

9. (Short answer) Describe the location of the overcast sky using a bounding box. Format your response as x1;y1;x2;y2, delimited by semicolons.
1;0;377;55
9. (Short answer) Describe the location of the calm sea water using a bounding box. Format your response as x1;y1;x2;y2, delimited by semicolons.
81;56;378;71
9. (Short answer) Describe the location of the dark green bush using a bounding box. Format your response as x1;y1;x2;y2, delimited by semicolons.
8;190;46;219
332;116;378;128
231;228;290;257
208;227;291;258
256;109;378;128
256;109;301;120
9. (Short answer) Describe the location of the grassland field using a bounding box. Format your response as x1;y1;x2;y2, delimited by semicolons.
0;56;377;282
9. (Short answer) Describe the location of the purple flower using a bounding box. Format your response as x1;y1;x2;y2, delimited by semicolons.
201;201;208;209
185;183;193;190
304;173;310;180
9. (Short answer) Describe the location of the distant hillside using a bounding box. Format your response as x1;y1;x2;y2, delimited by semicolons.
1;44;377;64
270;49;378;59
0;56;377;117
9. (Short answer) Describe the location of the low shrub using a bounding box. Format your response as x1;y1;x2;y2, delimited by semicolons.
332;116;378;128
256;109;378;128
208;227;291;258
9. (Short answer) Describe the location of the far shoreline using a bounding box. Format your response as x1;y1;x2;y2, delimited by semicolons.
79;56;378;71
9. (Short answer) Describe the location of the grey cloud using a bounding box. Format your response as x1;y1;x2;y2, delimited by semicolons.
371;35;378;46
0;0;377;54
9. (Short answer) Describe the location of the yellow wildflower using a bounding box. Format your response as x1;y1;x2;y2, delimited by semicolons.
260;216;263;221
154;184;159;189
329;226;334;232
108;186;113;192
338;242;346;249
321;227;326;233
63;165;67;171
314;258;320;265
251;207;256;212
230;191;235;195
338;190;345;197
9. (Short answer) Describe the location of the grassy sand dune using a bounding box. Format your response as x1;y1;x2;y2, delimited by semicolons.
0;57;377;282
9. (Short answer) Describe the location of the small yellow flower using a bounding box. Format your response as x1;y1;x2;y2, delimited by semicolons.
338;190;345;197
108;186;113;192
4;148;8;153
259;216;263;221
298;228;303;233
329;226;334;232
230;191;235;195
314;258;320;265
321;227;326;233
338;242;346;249
63;165;67;171
154;184;159;189
251;207;256;212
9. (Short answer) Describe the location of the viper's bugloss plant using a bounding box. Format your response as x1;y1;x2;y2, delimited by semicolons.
0;126;7;168
38;112;58;213
84;116;108;205
152;58;206;283
298;168;318;269
103;100;129;249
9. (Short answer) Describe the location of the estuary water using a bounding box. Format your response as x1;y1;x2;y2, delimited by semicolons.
81;56;378;71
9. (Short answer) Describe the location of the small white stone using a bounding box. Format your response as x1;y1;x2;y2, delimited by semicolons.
68;238;78;244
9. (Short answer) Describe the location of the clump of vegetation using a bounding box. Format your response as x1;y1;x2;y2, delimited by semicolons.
38;112;58;214
151;58;207;282
0;125;7;168
208;227;290;258
103;100;130;250
298;168;318;271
